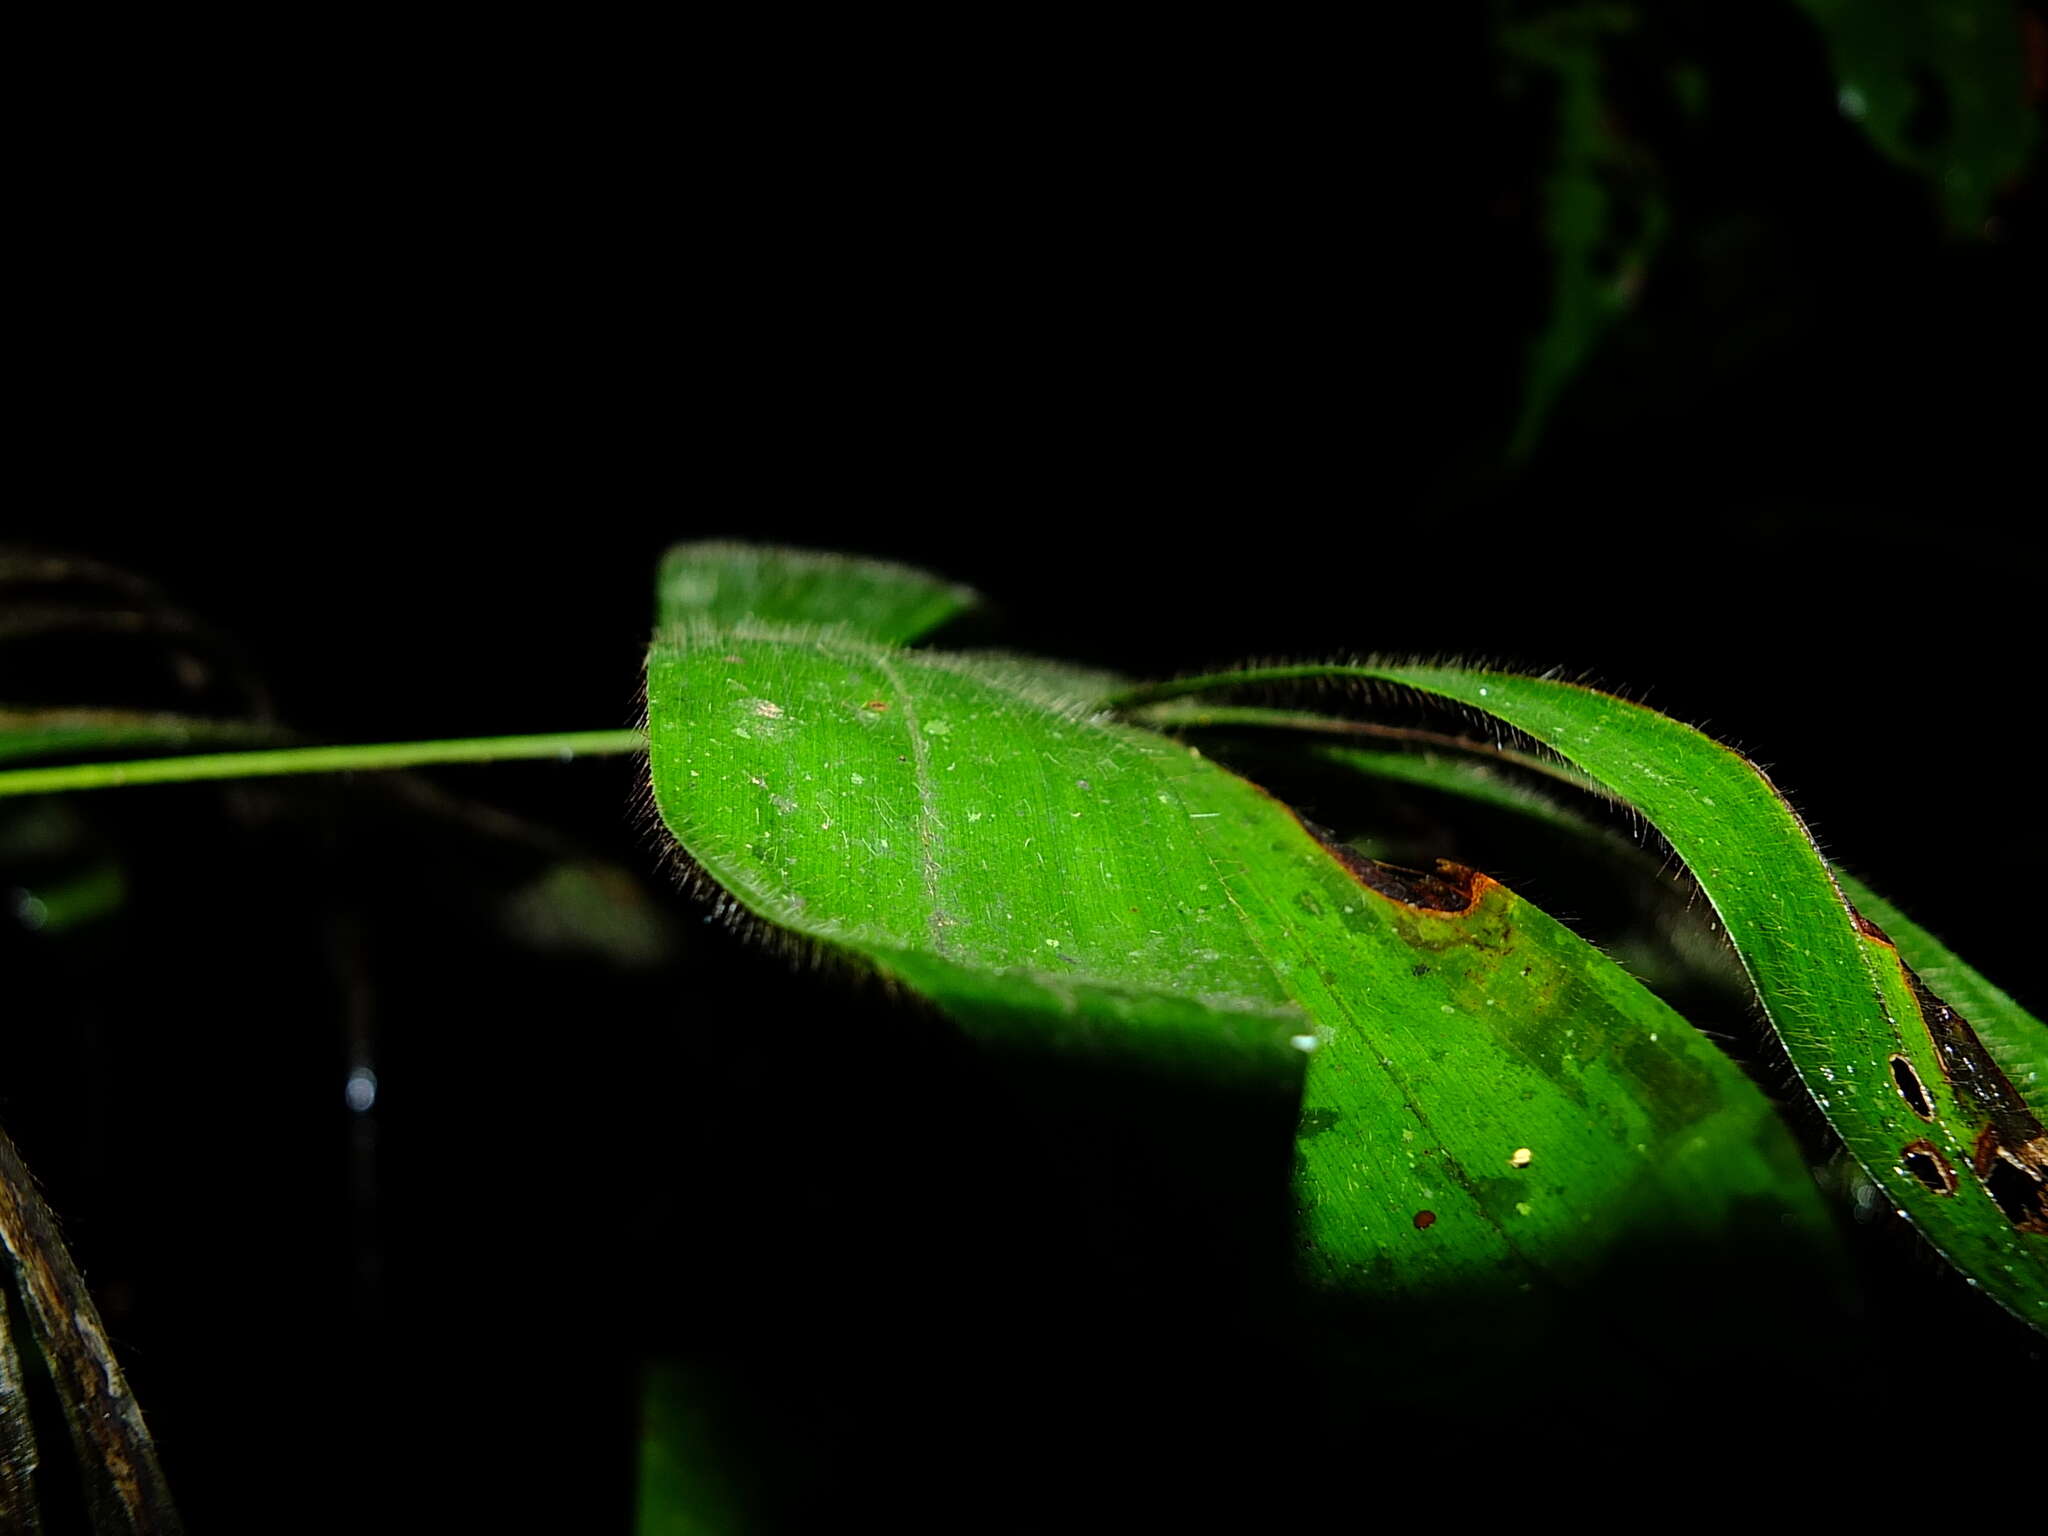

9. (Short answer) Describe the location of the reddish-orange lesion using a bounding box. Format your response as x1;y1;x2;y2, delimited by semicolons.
1289;809;1491;917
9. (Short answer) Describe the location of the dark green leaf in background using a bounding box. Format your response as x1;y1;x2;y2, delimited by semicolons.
1797;0;2037;232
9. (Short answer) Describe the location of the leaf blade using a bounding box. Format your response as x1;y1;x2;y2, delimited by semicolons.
656;542;980;644
646;617;1834;1296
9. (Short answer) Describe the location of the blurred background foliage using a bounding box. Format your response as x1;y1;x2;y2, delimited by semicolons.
1503;0;2036;453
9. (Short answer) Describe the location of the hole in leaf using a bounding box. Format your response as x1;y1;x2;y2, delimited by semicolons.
1981;1156;2048;1233
1889;1055;1934;1121
1900;1140;1957;1197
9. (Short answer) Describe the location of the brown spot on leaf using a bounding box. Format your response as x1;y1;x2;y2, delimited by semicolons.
1412;1210;1437;1230
1850;906;1895;945
863;699;889;711
1972;1124;2001;1180
1295;815;1488;914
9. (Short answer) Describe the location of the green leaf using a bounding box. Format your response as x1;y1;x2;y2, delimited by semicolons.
2;798;128;935
657;542;981;643
1498;6;1667;459
498;859;677;969
635;1360;748;1536
647;626;1302;1078
644;610;1832;1298
1118;664;2048;1326
1796;0;2036;233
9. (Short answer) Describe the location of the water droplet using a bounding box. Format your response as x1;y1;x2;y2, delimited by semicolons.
345;1068;379;1113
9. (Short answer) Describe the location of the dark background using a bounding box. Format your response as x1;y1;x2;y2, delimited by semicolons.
6;7;2045;1531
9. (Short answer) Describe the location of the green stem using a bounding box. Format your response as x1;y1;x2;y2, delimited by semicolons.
0;729;646;798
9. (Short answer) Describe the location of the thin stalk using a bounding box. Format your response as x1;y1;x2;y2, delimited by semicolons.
0;730;645;799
